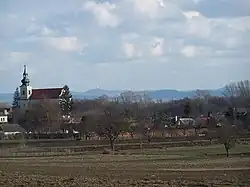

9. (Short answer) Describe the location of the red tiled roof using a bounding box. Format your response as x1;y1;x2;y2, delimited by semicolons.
30;88;63;100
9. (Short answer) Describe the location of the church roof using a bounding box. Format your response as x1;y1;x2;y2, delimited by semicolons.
30;88;63;100
0;103;11;109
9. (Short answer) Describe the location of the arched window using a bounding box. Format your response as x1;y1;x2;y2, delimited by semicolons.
22;90;25;95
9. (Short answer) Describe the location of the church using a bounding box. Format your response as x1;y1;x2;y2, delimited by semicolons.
18;65;64;111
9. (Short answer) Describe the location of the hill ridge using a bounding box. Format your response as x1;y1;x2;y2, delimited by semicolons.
0;88;223;104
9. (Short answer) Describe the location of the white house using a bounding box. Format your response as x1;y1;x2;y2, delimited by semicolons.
0;114;8;123
177;117;196;127
0;104;10;123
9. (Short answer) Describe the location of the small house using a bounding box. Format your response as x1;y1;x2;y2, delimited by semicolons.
0;123;26;140
0;103;11;124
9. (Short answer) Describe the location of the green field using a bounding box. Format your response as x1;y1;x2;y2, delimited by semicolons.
0;143;250;186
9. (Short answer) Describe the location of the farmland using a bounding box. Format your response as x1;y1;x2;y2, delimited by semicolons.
0;140;250;186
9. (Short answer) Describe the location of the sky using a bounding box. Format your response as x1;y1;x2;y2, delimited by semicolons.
0;0;250;92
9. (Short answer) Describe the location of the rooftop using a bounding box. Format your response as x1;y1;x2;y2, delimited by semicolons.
0;123;26;133
0;103;11;109
30;88;63;100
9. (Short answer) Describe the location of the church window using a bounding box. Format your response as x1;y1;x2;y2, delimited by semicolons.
22;90;25;95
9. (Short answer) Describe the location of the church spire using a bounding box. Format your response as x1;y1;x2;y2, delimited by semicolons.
23;65;27;75
21;65;30;86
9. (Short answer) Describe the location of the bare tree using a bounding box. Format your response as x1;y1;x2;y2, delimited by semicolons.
223;80;250;107
216;116;237;157
118;92;154;142
142;110;155;143
140;92;153;105
76;110;99;140
95;102;129;151
133;104;156;143
119;91;152;105
237;80;250;97
119;91;136;104
121;100;155;145
183;100;191;117
195;89;211;114
77;115;88;140
195;89;211;100
223;82;238;98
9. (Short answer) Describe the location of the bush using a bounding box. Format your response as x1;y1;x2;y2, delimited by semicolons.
3;133;25;140
102;148;112;154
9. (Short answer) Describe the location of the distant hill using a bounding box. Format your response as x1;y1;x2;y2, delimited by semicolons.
147;89;223;101
72;89;123;100
73;88;223;101
0;93;13;105
0;88;223;104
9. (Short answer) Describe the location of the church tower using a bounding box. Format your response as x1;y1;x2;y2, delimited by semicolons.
19;65;32;109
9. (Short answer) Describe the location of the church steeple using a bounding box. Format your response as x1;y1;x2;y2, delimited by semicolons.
19;65;32;109
21;65;30;86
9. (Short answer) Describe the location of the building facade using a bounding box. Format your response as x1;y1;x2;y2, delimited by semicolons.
0;104;11;124
17;65;64;112
0;114;8;123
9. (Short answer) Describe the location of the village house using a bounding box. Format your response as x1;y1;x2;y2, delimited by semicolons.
0;103;27;139
0;123;26;140
0;110;8;124
0;103;11;124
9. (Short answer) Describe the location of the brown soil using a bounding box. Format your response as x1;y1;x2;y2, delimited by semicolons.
1;152;250;187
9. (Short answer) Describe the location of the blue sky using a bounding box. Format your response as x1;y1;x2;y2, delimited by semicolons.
0;0;250;92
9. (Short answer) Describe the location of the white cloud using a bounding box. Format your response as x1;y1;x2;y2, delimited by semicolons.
27;24;56;37
181;45;196;58
131;0;184;20
40;27;55;36
121;35;165;58
8;52;30;62
122;42;141;58
0;0;250;92
45;37;86;52
150;37;165;56
193;0;203;4
83;1;120;27
224;37;240;49
0;52;30;71
183;11;201;19
121;33;140;41
181;45;211;58
228;17;250;32
7;14;17;19
132;0;165;19
184;11;211;38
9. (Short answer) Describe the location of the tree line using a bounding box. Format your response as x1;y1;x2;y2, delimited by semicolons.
10;80;250;153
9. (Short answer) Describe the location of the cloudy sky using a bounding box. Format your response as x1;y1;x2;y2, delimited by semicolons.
0;0;250;92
